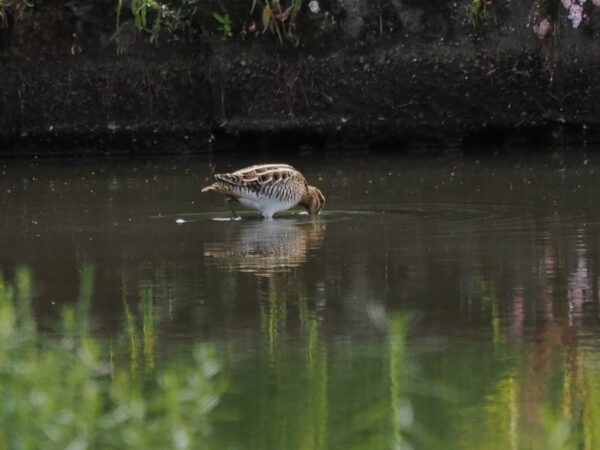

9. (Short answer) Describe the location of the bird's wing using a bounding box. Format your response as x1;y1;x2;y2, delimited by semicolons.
234;163;296;175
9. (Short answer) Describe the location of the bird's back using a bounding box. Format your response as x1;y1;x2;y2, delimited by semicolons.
213;164;308;202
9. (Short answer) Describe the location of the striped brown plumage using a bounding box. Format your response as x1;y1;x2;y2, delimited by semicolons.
202;164;325;219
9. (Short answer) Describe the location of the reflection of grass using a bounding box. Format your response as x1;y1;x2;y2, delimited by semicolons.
388;314;411;448
583;369;600;449
0;267;224;450
7;263;600;449
249;284;415;450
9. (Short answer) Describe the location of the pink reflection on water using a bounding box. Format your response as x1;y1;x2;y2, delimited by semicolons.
567;230;590;326
568;3;584;28
534;18;552;39
540;231;559;319
510;286;525;340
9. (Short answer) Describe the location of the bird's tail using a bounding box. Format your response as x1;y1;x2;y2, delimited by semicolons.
201;184;218;193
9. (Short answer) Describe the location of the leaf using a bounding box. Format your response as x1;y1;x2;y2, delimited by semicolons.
279;5;294;21
115;0;124;30
149;14;161;44
250;0;257;14
212;12;225;24
131;0;148;30
262;4;272;32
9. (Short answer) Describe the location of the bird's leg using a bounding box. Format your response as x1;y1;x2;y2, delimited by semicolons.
226;196;240;219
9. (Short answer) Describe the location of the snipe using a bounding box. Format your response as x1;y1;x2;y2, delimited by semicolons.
202;164;325;219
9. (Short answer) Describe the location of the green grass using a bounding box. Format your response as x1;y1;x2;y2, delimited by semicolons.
0;267;224;450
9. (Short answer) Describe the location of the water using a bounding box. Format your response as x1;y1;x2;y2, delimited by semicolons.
1;152;600;449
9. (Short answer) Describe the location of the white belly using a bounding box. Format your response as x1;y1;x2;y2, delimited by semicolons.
238;195;297;219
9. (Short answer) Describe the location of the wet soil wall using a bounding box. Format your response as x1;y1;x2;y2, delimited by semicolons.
2;0;600;155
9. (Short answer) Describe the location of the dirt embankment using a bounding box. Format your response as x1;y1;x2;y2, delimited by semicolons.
1;0;600;155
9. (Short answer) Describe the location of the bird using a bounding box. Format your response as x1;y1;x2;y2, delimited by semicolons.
204;219;327;276
201;163;325;219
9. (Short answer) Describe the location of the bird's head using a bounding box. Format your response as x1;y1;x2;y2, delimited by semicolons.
304;186;325;216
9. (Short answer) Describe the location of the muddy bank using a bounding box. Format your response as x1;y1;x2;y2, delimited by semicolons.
1;0;600;155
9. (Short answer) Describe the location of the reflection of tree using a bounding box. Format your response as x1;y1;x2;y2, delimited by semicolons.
203;219;326;277
567;229;591;326
519;228;580;447
461;226;600;450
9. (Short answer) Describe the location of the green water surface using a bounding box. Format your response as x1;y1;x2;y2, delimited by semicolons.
0;152;599;449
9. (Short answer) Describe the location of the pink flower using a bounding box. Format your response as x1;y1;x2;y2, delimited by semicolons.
562;0;572;8
568;3;584;28
534;18;552;39
593;0;600;6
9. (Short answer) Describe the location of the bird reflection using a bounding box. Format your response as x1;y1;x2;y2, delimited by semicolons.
204;219;326;277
